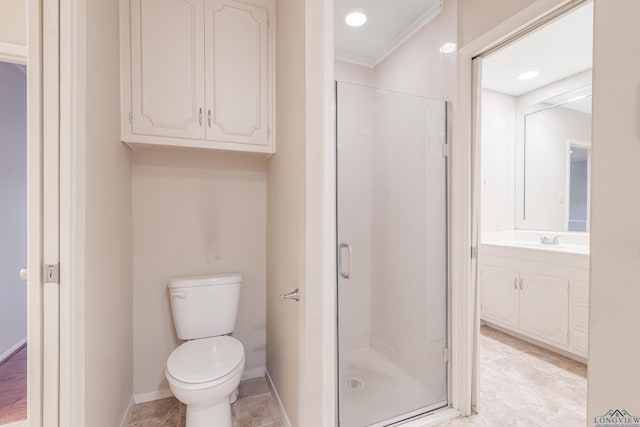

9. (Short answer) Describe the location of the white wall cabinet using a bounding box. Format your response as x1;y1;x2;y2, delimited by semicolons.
121;0;275;153
480;244;589;359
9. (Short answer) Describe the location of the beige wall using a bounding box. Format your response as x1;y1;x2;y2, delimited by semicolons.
0;0;26;45
132;149;267;395
0;63;27;358
588;0;640;423
480;89;516;233
83;0;133;424
458;0;535;47
266;0;306;424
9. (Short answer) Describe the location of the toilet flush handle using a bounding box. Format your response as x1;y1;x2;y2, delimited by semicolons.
170;291;187;299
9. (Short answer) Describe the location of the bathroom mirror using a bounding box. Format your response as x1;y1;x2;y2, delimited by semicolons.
516;87;592;232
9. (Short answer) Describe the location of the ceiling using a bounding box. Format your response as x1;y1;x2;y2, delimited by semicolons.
482;2;593;96
334;0;442;67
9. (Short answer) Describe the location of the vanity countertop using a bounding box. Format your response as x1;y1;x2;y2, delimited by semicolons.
483;240;589;256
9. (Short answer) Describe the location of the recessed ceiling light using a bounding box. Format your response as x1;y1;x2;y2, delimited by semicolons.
518;70;540;80
345;10;367;27
440;42;457;54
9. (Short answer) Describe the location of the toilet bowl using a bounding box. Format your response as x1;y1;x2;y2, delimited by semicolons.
165;273;244;427
166;336;245;427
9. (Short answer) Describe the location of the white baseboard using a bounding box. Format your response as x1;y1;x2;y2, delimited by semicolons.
265;369;292;427
2;420;28;427
119;397;135;427
134;389;174;404
0;337;27;364
241;366;266;382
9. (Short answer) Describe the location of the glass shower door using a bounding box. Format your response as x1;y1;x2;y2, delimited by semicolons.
337;82;448;426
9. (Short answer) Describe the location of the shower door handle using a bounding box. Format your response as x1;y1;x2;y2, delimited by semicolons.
339;241;352;279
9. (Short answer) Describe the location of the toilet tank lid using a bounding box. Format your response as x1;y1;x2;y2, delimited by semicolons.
168;273;242;288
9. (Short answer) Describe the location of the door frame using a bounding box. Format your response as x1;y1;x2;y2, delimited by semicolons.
23;0;63;425
58;0;87;425
301;0;337;425
455;0;589;415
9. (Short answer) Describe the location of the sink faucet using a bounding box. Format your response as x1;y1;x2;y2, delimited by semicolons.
539;235;560;245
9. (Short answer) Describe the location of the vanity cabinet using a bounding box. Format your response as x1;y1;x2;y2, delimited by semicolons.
481;265;520;328
518;272;569;346
481;267;569;346
120;0;275;153
480;244;589;359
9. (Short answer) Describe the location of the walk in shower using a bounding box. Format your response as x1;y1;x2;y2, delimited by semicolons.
336;82;449;426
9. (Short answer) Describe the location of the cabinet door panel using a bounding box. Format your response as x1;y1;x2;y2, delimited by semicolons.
205;0;269;145
130;0;205;139
519;273;569;345
481;265;519;328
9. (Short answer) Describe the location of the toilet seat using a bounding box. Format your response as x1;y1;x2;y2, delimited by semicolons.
167;336;244;384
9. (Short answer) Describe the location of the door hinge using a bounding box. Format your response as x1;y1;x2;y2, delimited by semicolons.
442;143;450;157
44;263;60;283
267;127;271;138
471;246;478;259
443;347;450;362
129;112;133;124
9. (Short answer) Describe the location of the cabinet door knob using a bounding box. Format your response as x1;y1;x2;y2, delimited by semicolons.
208;109;212;127
513;278;518;290
519;278;524;290
199;108;203;126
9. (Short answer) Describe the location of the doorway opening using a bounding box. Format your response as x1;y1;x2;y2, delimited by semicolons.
0;60;28;425
474;2;592;424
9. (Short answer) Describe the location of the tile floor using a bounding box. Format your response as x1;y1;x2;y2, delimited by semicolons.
129;326;586;427
437;325;587;426
128;378;283;427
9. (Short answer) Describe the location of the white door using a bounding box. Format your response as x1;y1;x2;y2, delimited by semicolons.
519;272;569;345
204;0;269;146
130;0;205;139
41;0;61;424
481;265;519;328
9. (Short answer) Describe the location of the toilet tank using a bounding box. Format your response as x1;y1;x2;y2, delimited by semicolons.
168;273;242;340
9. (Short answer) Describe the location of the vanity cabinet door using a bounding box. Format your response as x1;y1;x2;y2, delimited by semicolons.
204;0;272;147
519;273;569;346
481;265;520;328
130;0;206;139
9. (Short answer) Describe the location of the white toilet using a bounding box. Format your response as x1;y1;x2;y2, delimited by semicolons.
165;273;245;427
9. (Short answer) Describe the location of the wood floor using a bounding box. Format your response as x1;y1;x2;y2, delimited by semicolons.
0;345;27;424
